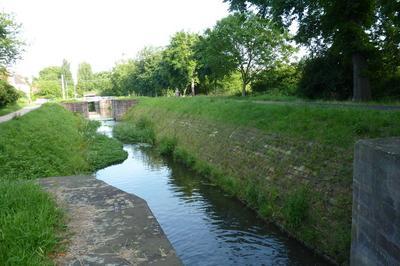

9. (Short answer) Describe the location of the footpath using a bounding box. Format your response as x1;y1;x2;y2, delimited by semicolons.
39;176;181;265
0;104;42;123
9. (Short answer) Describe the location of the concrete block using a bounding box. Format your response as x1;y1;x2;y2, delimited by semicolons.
351;138;400;266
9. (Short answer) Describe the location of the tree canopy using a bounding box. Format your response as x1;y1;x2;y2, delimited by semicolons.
0;12;24;73
224;0;400;100
200;13;294;96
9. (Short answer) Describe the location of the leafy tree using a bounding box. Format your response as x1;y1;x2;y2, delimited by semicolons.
224;0;400;101
109;60;136;96
77;62;94;95
252;62;301;95
0;12;24;74
132;47;164;96
161;32;200;95
0;79;19;107
94;71;113;96
33;66;62;98
201;13;293;96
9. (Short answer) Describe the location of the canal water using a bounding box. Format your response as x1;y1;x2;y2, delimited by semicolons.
95;120;327;266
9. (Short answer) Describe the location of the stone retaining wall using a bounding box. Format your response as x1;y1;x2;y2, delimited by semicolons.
62;102;89;118
112;99;138;120
351;138;400;265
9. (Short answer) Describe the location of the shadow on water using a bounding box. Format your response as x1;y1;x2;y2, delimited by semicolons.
96;120;328;266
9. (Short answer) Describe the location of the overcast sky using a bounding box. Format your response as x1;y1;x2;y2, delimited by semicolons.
1;0;230;79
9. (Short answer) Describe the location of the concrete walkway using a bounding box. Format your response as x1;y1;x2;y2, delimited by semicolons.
39;176;181;266
0;104;42;123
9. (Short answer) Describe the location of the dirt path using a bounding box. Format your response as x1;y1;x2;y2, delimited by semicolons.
39;175;181;266
0;104;42;123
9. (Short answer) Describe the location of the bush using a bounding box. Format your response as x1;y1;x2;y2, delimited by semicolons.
0;79;20;107
252;63;301;95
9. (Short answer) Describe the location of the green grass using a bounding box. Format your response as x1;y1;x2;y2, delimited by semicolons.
0;180;64;265
233;92;400;106
118;96;400;264
0;104;127;265
134;96;400;148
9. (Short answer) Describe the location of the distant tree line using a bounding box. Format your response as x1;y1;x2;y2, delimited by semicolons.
33;2;400;101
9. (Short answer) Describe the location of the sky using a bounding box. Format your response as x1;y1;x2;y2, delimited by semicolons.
1;0;230;80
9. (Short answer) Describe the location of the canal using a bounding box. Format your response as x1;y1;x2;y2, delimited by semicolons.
95;120;328;265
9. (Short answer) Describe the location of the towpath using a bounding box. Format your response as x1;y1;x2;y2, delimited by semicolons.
0;104;42;123
39;175;181;266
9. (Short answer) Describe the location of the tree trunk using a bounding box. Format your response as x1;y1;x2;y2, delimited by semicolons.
191;78;195;96
242;82;246;97
352;53;371;101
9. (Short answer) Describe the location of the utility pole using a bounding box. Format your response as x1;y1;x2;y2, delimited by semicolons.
74;83;77;99
65;79;69;99
61;74;65;100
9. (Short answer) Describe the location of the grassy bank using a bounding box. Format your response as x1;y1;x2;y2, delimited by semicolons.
0;104;127;265
116;96;400;265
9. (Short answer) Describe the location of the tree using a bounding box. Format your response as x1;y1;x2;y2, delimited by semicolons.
201;13;293;96
77;62;94;95
33;66;63;98
132;47;163;96
0;12;24;74
224;0;400;101
110;60;136;96
0;79;19;107
94;71;113;96
161;32;200;95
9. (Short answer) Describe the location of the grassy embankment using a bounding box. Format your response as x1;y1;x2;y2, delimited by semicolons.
0;104;127;265
114;96;400;265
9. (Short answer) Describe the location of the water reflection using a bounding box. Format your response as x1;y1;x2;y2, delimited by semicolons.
95;121;327;266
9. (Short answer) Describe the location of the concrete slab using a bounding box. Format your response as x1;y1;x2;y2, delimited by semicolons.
38;176;181;266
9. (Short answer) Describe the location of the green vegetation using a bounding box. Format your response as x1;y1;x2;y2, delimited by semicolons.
0;104;127;264
115;97;400;264
199;13;294;96
129;97;400;147
0;11;24;74
33;60;75;99
0;180;64;265
0;79;20;108
225;0;400;101
113;117;155;144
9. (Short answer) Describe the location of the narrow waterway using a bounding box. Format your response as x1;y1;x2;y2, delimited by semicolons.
95;120;327;266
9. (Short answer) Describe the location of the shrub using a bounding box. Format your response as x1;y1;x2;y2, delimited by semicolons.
0;79;20;107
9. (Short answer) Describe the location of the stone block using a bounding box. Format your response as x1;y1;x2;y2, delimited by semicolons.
351;138;400;265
